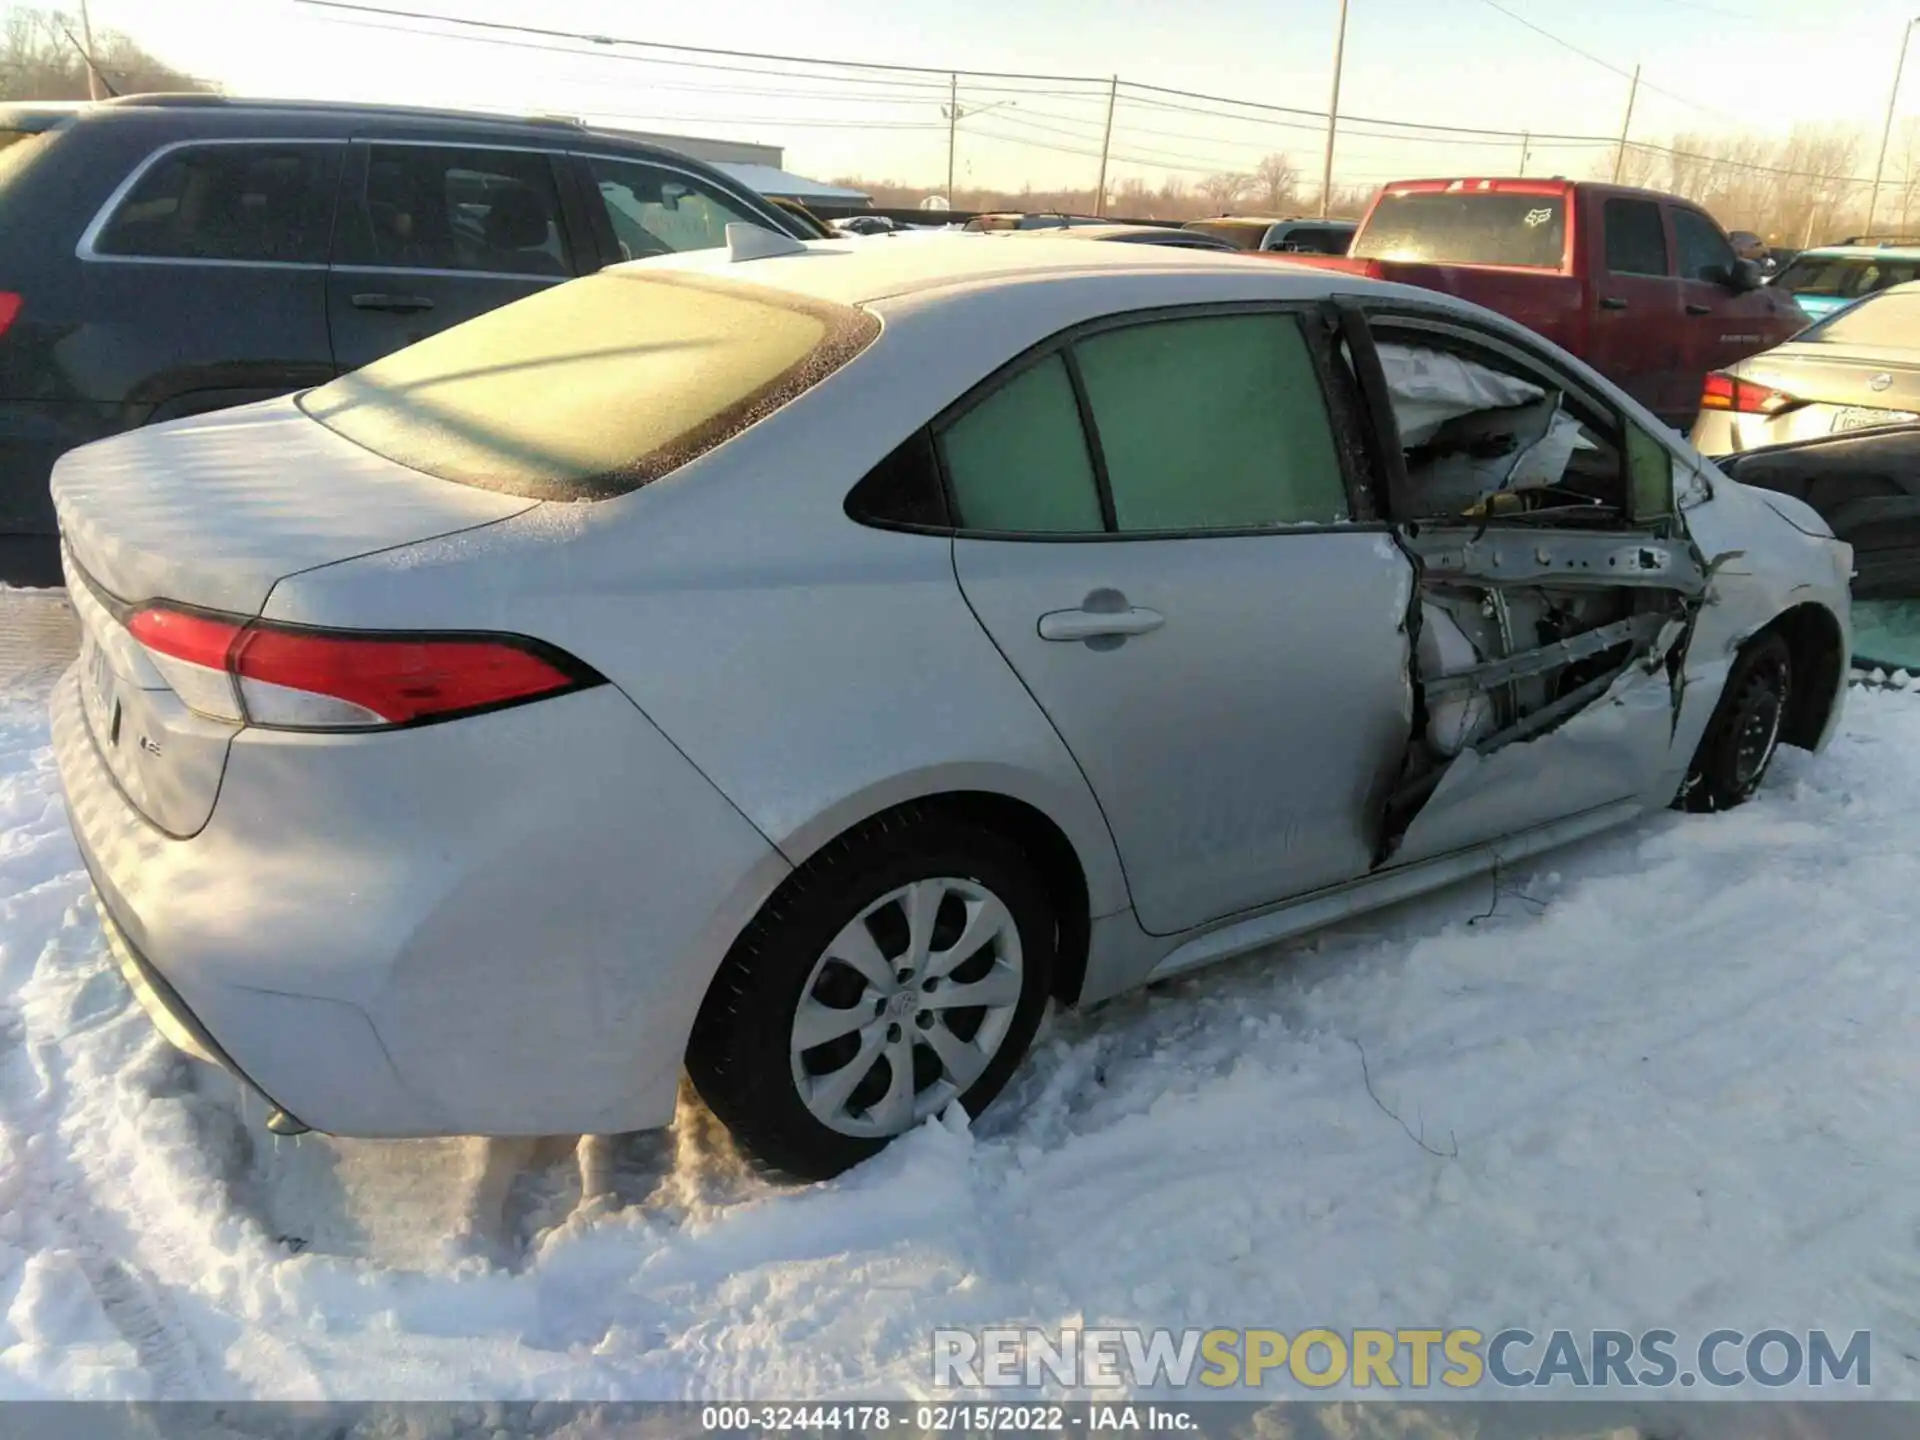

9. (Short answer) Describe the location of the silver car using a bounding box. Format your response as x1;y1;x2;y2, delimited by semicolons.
50;229;1853;1179
1692;281;1920;456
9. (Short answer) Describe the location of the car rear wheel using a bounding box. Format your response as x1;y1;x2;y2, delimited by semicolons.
687;809;1054;1180
1678;630;1793;813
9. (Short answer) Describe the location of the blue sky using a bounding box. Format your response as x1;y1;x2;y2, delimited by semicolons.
87;0;1920;192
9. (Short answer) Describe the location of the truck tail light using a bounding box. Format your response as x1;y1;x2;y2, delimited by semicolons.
126;605;601;730
0;293;21;338
1700;371;1799;416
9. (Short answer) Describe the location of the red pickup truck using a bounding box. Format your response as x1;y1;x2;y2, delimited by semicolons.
1285;177;1807;429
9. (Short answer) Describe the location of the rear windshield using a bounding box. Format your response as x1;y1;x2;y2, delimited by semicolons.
301;271;879;501
1182;220;1265;250
1774;254;1920;299
1352;192;1567;269
1800;288;1920;349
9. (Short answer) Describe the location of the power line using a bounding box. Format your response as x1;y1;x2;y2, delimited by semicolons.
291;0;1884;191
1469;0;1745;125
295;0;1097;84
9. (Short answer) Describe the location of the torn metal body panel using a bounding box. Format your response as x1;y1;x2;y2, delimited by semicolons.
1381;523;1703;865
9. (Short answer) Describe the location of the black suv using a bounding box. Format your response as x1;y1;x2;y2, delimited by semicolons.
0;95;808;585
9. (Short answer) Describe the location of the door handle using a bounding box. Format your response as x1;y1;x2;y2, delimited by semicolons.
1599;296;1629;311
1685;302;1712;315
351;292;436;313
1038;596;1165;643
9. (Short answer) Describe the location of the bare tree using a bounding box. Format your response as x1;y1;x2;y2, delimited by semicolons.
0;8;209;99
1112;175;1158;218
1251;152;1298;213
1195;171;1252;213
1605;142;1661;190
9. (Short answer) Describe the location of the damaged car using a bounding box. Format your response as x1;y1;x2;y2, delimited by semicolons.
48;230;1852;1180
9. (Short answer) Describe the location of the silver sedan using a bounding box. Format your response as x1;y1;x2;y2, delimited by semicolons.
1692;280;1920;456
51;230;1853;1179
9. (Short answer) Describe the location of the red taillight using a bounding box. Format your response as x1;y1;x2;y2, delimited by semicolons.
127;605;595;730
1700;370;1798;415
0;292;21;338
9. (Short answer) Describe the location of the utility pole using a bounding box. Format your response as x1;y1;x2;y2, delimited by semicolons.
1318;0;1350;218
1518;131;1531;177
80;0;103;102
1866;17;1920;238
1611;64;1640;184
946;72;958;206
1095;75;1118;217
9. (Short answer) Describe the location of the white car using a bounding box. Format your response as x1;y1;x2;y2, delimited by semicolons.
50;230;1852;1178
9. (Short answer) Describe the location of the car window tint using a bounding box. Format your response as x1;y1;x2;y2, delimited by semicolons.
1074;313;1349;531
92;143;331;263
939;355;1104;533
583;156;763;259
1674;209;1736;282
1777;255;1920;298
1352;193;1566;268
337;145;571;277
846;429;949;528
1602;199;1668;277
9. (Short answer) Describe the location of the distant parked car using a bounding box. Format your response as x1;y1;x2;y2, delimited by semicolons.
0;94;809;586
1692;280;1920;457
1181;216;1357;255
1282;177;1807;430
835;214;897;236
1768;240;1920;322
767;196;837;238
52;231;1850;1180
1003;222;1237;251
961;212;1104;232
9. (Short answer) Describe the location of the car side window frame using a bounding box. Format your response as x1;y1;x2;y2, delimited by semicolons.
328;138;582;281
910;301;1387;542
75;136;347;269
1338;298;1665;533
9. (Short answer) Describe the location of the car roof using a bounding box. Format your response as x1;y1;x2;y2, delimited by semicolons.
629;230;1381;308
1790;245;1920;260
1000;223;1191;242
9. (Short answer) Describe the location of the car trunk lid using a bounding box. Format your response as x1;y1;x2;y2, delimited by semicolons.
1737;343;1920;417
54;396;536;835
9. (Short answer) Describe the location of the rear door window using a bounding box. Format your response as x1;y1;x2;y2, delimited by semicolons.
1673;208;1736;283
582;155;766;260
1602;199;1669;277
1352;192;1566;268
334;144;573;277
1074;313;1349;531
90;142;337;264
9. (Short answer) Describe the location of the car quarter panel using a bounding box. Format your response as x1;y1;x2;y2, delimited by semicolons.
52;670;790;1137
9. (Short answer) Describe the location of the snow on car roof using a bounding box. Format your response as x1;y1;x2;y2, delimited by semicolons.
615;230;1343;308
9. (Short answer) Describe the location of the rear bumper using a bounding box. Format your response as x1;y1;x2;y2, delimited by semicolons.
50;669;793;1137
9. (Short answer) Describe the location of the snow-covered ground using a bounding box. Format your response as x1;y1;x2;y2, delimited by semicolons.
4;596;1920;1402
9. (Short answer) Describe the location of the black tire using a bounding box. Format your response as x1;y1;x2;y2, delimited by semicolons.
686;807;1055;1181
1677;630;1793;813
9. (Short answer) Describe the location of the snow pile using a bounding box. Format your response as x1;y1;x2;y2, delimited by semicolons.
4;641;1920;1400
